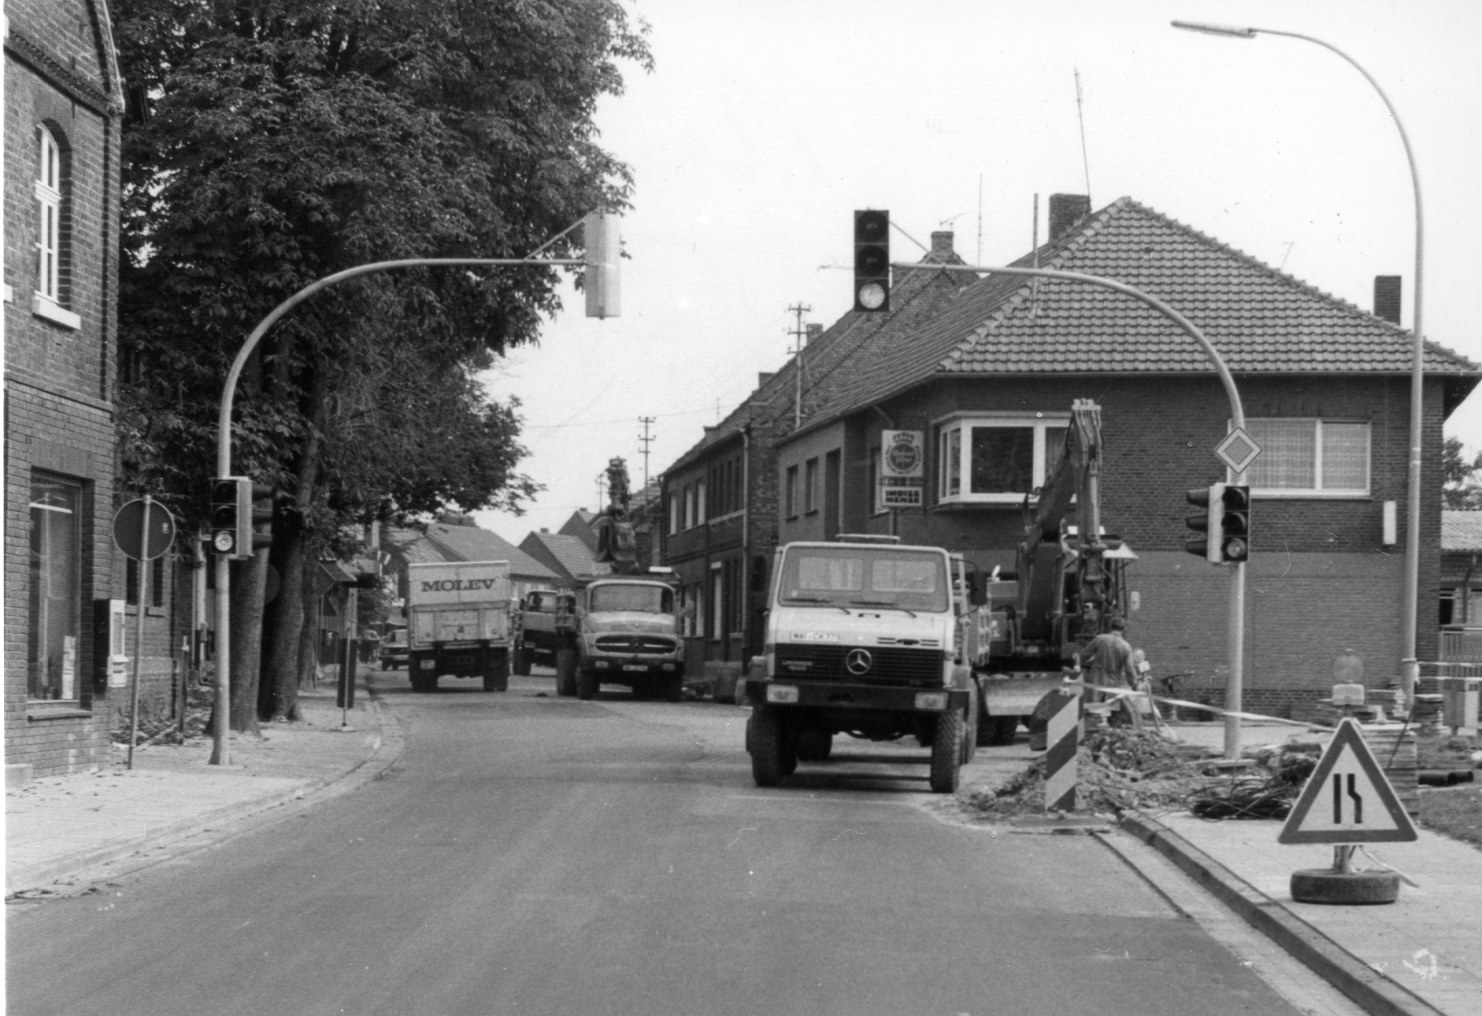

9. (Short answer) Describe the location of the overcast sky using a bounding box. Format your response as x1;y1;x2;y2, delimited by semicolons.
475;0;1482;542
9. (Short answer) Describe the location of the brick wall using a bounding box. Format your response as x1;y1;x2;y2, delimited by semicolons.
5;0;123;777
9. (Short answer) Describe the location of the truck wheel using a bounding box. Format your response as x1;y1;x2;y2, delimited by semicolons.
577;665;599;700
750;707;790;787
930;709;965;794
555;648;577;696
796;728;832;761
513;645;532;676
983;715;1018;747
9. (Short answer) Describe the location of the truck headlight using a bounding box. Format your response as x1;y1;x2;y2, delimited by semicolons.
766;684;799;704
914;691;948;711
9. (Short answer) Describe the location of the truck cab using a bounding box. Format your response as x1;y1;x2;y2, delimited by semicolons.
744;537;983;793
570;572;686;701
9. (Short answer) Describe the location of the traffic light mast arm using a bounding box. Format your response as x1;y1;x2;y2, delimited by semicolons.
890;261;1247;438
901;259;1249;761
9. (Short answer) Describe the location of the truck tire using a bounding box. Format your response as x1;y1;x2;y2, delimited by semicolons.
555;647;577;696
796;728;832;761
930;709;965;793
577;665;599;700
983;715;1018;747
513;645;532;676
750;707;792;787
1290;868;1401;905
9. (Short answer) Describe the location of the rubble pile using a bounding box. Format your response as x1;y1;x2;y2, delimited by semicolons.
959;727;1321;821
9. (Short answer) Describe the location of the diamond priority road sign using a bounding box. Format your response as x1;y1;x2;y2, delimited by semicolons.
1215;427;1261;475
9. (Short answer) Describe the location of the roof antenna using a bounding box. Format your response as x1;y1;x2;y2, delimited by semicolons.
1075;69;1093;207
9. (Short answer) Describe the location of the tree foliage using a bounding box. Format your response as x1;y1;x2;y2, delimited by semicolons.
1444;438;1482;510
113;0;650;724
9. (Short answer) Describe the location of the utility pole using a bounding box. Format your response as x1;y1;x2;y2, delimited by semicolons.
787;302;812;428
638;415;655;493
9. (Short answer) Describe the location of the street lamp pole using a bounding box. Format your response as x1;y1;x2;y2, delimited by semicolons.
1172;20;1427;709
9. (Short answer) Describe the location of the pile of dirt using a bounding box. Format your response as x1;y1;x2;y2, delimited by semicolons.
957;727;1320;821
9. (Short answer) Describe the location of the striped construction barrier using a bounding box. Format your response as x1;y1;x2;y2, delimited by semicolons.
1042;688;1082;813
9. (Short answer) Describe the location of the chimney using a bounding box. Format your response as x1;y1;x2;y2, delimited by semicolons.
930;230;954;259
758;371;775;386
1048;194;1091;242
1374;275;1402;324
805;323;823;345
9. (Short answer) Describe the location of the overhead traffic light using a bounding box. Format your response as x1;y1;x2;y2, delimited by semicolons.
853;209;890;313
1185;482;1223;564
1217;484;1250;563
583;210;621;319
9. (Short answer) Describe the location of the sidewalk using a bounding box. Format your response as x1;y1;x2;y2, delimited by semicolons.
1115;721;1482;1016
5;668;400;898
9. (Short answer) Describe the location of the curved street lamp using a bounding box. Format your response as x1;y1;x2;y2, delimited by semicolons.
1172;20;1427;708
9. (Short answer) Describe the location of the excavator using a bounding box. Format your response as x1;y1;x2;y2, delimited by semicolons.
974;399;1137;743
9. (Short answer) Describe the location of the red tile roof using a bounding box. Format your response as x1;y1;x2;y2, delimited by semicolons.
823;197;1479;425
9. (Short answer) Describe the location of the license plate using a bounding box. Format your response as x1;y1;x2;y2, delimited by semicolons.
622;664;647;672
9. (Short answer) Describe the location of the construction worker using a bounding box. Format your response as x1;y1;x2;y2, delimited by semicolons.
1080;616;1142;726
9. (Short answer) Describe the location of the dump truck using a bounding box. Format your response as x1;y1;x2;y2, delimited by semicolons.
511;588;565;674
405;560;512;693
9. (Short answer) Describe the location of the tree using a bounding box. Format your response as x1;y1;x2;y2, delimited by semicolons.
113;0;651;728
1444;438;1482;510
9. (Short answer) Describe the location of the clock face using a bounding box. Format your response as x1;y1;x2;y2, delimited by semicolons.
858;282;886;310
213;531;235;553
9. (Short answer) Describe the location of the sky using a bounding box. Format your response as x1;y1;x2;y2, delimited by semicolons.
475;0;1482;542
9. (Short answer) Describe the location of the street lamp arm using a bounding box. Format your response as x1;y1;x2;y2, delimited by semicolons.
215;257;581;477
897;261;1246;429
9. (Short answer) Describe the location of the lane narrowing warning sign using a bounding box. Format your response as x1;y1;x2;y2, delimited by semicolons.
1278;717;1418;845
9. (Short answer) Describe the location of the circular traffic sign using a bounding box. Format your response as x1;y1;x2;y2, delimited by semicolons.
112;498;177;561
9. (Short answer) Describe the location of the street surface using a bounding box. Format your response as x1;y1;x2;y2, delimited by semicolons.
8;670;1356;1015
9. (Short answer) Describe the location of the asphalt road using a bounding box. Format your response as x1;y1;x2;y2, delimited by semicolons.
7;670;1328;1016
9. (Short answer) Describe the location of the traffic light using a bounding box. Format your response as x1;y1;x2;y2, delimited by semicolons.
853;209;890;312
583;210;621;319
1185;482;1223;564
209;477;248;558
1218;484;1250;563
249;483;275;553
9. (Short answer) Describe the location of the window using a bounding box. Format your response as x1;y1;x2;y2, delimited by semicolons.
669;491;680;535
683;484;696;529
804;457;819;513
784;465;799;518
29;475;82;701
33;126;79;329
1246;419;1370;496
779;545;949;612
936;415;1068;504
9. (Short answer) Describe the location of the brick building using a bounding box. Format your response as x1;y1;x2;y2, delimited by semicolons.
774;195;1481;718
4;0;127;779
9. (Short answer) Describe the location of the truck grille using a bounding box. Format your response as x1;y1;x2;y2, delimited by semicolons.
594;634;678;656
775;644;941;686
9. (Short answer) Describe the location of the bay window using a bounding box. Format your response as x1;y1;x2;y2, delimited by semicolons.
936;415;1068;504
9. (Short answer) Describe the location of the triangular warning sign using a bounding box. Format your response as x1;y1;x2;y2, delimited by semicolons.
1279;717;1418;845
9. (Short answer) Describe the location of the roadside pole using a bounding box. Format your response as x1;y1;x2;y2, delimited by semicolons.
210;212;620;765
895;261;1251;759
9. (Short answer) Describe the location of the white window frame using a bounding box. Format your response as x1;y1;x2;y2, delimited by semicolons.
784;465;799;518
1243;418;1371;497
803;458;819;514
935;413;1070;505
33;126;80;329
